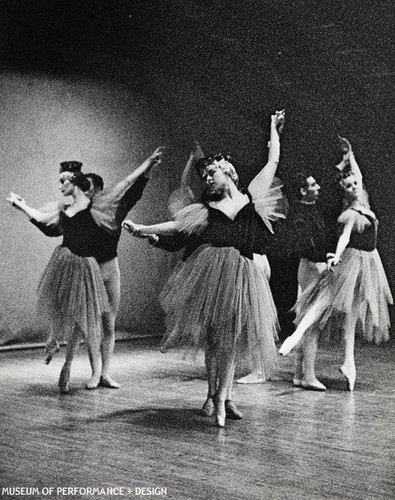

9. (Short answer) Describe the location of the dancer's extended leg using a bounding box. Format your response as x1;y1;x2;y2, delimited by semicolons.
279;301;323;356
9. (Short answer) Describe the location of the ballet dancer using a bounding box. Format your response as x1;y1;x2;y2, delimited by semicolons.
279;137;393;391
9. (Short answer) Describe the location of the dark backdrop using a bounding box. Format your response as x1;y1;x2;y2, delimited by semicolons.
1;0;393;343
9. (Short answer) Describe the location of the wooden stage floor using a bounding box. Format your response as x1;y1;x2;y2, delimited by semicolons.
0;337;394;500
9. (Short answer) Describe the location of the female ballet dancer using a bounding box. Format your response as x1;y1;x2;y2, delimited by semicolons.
123;111;286;427
279;138;393;391
7;148;163;393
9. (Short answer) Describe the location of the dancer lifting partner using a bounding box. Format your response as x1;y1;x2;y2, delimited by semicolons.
123;110;286;427
279;137;393;391
7;147;163;393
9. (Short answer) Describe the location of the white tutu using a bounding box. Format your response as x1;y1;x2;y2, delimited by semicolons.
160;244;279;379
294;247;393;343
37;246;109;346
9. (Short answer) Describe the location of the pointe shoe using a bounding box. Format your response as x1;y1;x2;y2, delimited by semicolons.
236;373;265;384
301;379;326;391
225;400;243;420
98;375;120;389
44;342;60;365
216;412;225;428
339;366;356;391
58;366;70;394
202;397;215;417
278;331;304;356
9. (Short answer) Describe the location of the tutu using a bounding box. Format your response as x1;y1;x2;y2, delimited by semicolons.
37;246;110;346
294;247;393;344
160;244;279;379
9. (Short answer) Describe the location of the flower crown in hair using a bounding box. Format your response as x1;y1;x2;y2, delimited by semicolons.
195;153;239;185
59;171;76;182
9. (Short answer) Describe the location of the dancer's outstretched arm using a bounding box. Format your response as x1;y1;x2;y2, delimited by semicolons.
6;192;60;224
248;110;285;196
123;219;179;236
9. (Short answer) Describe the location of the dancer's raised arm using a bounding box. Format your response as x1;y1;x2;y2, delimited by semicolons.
248;110;285;196
109;147;164;198
336;136;363;184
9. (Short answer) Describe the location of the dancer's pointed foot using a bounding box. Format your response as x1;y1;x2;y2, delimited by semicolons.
45;342;60;365
301;378;326;391
236;372;265;384
58;365;70;394
202;397;215;417
85;375;101;390
279;332;303;356
339;365;356;391
225;400;243;420
99;375;120;389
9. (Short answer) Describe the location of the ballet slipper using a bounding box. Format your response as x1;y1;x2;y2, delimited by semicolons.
98;375;120;389
45;342;60;365
202;397;215;417
225;400;243;420
278;331;304;356
58;366;70;394
236;372;265;384
85;375;101;390
301;379;326;391
339;365;356;391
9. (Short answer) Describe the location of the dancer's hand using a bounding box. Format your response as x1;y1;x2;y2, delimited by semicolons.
327;254;340;271
148;234;159;245
148;147;165;168
272;109;285;133
192;140;204;157
338;135;352;155
6;192;26;209
122;220;146;237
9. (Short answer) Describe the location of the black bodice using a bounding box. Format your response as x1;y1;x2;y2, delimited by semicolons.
347;209;377;252
196;202;272;260
61;208;119;263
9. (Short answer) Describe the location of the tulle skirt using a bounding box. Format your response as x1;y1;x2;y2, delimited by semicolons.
160;245;279;379
37;246;109;346
294;248;393;343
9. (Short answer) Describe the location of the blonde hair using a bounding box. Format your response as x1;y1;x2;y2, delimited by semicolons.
340;173;370;209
